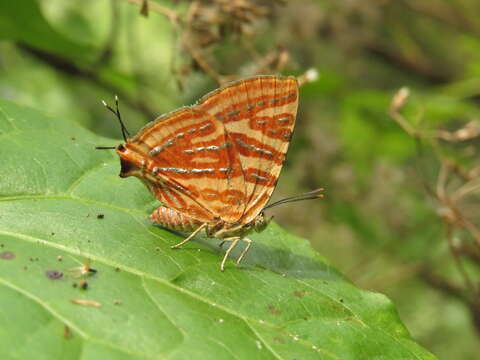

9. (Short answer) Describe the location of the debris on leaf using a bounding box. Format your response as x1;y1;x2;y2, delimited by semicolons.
70;298;101;307
46;270;63;280
72;281;89;290
0;251;15;260
67;257;97;278
64;325;73;339
268;305;280;315
292;290;306;298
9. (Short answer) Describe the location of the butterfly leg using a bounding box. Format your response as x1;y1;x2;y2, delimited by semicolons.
171;223;207;249
220;237;240;272
236;238;252;265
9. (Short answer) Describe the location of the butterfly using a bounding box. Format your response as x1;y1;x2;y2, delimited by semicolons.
98;75;323;271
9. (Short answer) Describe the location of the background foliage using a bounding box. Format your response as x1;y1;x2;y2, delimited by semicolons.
0;0;479;358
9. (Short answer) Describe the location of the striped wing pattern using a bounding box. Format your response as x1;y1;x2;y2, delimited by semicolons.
198;76;299;223
129;108;246;223
129;76;299;224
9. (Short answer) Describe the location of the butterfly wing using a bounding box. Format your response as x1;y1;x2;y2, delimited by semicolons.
197;76;299;223
123;107;247;223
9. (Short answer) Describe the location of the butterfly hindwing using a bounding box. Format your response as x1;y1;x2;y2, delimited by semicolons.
198;76;299;223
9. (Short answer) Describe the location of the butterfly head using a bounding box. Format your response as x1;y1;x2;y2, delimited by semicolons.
112;142;152;181
115;143;135;178
95;141;135;178
96;97;142;178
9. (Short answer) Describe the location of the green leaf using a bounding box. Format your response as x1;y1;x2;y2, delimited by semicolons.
0;99;436;359
0;0;93;62
339;90;414;176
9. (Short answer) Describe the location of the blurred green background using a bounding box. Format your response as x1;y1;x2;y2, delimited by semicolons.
1;0;479;358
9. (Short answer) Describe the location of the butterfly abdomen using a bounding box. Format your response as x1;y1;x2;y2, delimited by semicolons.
150;206;202;232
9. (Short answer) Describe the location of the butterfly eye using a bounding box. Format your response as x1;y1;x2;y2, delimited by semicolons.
116;144;126;152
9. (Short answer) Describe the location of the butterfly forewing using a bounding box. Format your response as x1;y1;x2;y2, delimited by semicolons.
128;107;247;223
198;76;299;223
122;75;298;226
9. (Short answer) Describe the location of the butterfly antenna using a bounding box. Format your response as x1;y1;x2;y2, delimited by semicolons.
115;95;131;139
263;188;324;210
101;95;130;142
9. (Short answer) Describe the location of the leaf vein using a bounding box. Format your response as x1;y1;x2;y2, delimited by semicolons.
296;279;425;360
0;277;88;339
66;160;116;195
0;229;349;357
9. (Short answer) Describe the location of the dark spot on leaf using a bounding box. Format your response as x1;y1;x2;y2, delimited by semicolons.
0;251;15;260
115;267;121;272
96;213;104;219
293;290;306;298
57;256;62;262
51;232;55;236
71;137;76;141
114;300;123;305
268;305;281;315
64;325;73;339
155;247;160;251
273;337;285;344
72;282;78;288
46;270;63;280
79;280;88;290
339;298;344;303
0;244;4;247
23;266;28;270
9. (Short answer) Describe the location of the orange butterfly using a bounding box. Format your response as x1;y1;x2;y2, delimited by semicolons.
99;76;323;271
